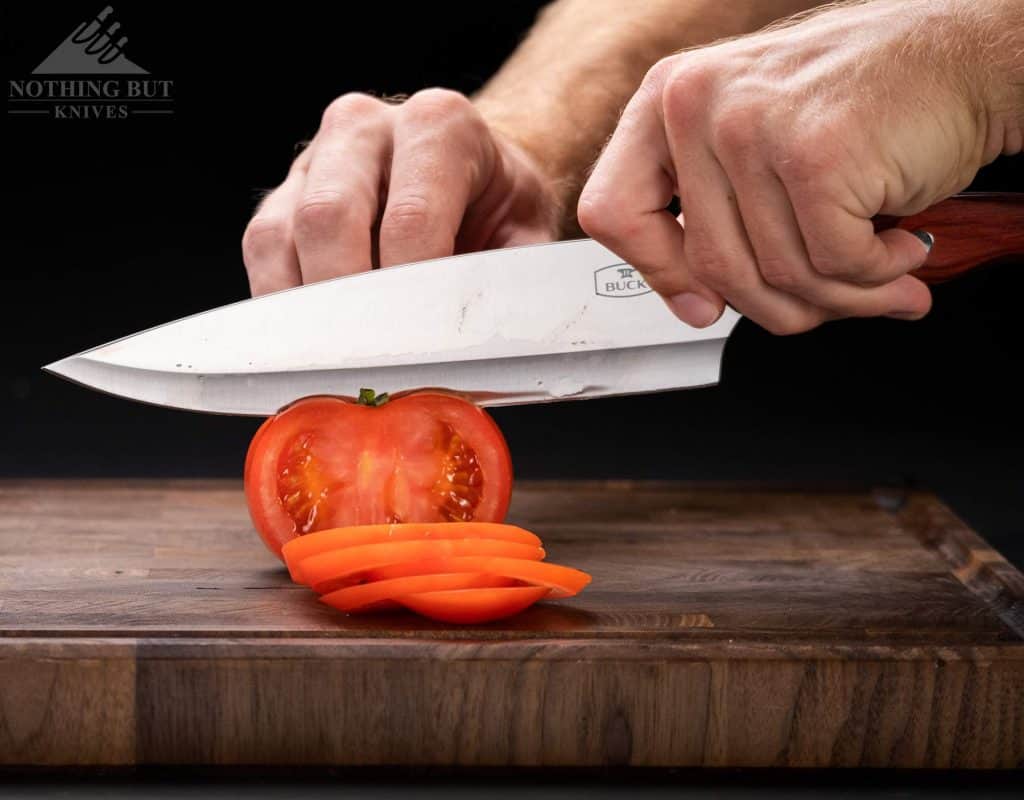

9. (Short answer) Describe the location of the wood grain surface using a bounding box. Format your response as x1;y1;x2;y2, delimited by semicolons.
0;480;1021;768
876;192;1024;283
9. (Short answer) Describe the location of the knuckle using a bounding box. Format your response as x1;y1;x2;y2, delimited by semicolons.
241;216;290;264
380;196;434;241
293;193;349;239
661;60;715;128
577;191;614;238
688;242;757;294
403;88;473;125
758;257;806;291
775;146;819;186
321;92;383;130
808;250;858;279
577;189;638;240
639;56;674;94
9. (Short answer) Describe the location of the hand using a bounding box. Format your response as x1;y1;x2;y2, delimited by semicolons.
243;89;562;295
578;0;1023;334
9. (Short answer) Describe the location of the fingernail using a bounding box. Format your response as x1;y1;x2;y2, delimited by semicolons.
667;292;720;327
911;229;934;252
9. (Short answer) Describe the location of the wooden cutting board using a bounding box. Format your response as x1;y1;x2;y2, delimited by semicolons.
1;480;1021;768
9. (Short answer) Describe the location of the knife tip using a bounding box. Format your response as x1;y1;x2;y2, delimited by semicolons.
41;357;74;379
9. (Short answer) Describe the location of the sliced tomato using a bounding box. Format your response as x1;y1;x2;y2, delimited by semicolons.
281;522;540;581
320;573;520;612
362;556;591;599
295;538;545;587
396;586;550;624
245;392;513;560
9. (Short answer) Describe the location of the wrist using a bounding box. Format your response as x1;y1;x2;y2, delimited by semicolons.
955;0;1024;157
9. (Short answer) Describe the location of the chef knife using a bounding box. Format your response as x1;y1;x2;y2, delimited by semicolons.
45;193;1023;415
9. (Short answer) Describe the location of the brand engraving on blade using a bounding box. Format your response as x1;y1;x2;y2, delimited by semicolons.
594;263;652;298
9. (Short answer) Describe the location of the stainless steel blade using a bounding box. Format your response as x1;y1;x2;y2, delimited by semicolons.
45;239;741;414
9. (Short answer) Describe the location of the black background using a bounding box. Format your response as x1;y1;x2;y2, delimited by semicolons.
4;2;1021;563
1;1;1022;795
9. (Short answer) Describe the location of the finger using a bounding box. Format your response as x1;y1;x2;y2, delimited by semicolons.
241;165;304;296
655;68;824;334
720;153;932;320
670;144;826;335
787;185;934;286
577;81;724;325
293;95;390;284
378;90;493;268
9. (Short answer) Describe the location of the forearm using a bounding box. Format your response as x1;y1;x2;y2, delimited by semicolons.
474;0;824;233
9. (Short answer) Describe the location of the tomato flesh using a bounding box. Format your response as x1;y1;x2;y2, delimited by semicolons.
275;518;592;624
276;418;482;531
296;538;545;588
245;393;513;560
320;573;520;613
281;522;541;582
397;587;550;624
364;556;592;598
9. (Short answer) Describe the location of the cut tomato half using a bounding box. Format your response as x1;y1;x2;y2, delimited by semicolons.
396;586;550;624
295;538;545;587
245;393;513;560
282;522;541;581
360;556;591;599
320;573;520;613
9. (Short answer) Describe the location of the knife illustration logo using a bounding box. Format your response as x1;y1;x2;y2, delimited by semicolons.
593;263;652;298
33;6;148;74
7;6;174;121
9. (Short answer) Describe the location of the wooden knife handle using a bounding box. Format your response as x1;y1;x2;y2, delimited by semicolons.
873;192;1024;284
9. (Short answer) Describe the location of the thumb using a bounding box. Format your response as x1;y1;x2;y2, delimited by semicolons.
869;226;934;280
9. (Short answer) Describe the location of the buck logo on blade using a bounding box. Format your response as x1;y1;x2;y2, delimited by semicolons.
594;264;652;298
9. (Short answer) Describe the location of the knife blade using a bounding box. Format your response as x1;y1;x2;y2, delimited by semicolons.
44;238;740;415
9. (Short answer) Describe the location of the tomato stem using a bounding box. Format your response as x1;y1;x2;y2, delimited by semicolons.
357;388;390;407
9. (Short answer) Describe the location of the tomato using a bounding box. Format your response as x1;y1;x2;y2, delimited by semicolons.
245;391;513;560
280;522;540;581
295;538;545;588
364;556;592;598
397;587;550;624
320;573;519;613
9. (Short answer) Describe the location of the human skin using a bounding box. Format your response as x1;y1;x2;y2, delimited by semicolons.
242;0;820;295
579;0;1024;334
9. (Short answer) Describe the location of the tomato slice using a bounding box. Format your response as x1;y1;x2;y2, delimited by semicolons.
245;393;513;560
361;556;591;599
396;586;550;624
320;573;520;612
281;522;540;581
295;538;545;587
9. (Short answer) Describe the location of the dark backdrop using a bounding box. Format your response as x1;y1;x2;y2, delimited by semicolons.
3;2;1022;566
